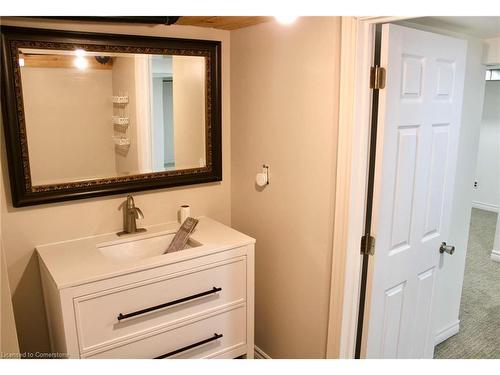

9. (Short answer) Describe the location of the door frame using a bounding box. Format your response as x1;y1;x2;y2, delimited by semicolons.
325;15;415;359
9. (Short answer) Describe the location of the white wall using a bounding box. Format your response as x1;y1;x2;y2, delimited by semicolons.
0;17;231;354
231;17;341;358
483;37;500;65
473;81;500;212
151;55;173;75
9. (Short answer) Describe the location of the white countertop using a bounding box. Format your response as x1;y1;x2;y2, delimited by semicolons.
36;217;255;289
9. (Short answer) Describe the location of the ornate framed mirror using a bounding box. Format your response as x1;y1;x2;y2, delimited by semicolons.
1;26;221;207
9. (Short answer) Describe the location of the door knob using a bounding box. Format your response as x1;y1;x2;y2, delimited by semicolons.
439;242;455;255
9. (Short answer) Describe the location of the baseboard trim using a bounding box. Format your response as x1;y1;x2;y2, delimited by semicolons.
434;320;460;346
491;250;500;263
255;323;462;355
472;201;498;213
254;345;272;359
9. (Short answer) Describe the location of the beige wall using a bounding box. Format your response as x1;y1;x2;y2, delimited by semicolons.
231;17;341;358
112;56;140;175
1;156;19;356
0;17;230;354
21;67;115;185
173;56;206;169
1;246;19;356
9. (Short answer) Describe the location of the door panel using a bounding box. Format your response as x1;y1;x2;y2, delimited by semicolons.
390;126;418;253
423;124;450;238
380;282;406;358
413;267;436;357
364;24;467;358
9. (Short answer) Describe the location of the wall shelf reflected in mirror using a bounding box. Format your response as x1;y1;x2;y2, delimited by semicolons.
0;26;222;207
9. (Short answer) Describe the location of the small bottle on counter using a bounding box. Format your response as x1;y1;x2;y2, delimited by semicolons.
179;205;191;223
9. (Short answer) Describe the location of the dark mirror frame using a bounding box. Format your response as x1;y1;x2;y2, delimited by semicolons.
0;26;222;207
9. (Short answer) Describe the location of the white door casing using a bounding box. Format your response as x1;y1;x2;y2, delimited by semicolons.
134;55;153;173
363;24;467;358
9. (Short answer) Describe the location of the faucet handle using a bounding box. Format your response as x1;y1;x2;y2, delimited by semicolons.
126;194;135;209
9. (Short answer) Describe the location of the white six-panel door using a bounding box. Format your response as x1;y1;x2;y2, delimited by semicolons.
363;24;467;358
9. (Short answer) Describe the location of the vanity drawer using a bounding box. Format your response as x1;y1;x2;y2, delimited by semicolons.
84;305;246;359
74;257;246;353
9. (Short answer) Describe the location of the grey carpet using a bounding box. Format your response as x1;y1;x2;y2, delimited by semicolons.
434;208;500;359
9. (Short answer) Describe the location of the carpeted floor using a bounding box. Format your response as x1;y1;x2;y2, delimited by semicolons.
434;208;500;359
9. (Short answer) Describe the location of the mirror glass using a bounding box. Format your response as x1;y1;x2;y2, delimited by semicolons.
18;48;207;186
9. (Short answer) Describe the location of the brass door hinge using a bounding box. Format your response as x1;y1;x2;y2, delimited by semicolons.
360;234;375;256
370;66;386;90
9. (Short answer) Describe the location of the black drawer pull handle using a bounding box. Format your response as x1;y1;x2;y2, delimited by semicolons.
155;333;223;359
117;287;222;321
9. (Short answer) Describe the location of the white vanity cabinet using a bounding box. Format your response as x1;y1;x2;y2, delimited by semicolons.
37;217;255;359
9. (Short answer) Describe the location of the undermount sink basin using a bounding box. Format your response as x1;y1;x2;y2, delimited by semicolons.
97;231;202;264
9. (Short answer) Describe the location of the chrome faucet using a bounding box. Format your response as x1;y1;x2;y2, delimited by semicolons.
117;194;146;236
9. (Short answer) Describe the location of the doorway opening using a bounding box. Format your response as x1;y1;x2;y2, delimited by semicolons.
341;16;500;359
433;64;500;359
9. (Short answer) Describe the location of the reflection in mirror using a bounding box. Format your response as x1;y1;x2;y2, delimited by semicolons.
18;48;206;186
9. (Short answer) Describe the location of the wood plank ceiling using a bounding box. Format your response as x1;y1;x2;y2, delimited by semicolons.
16;16;272;31
176;16;272;30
